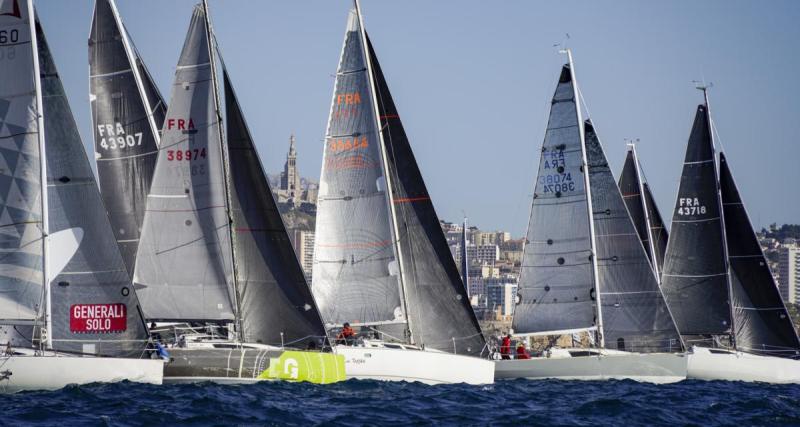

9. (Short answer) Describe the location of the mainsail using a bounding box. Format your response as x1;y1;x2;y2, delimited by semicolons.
367;35;486;355
224;69;325;346
719;152;800;357
38;11;148;357
661;104;731;336
584;121;681;353
0;0;45;328
89;0;166;275
512;64;596;336
134;5;235;322
618;146;669;277
311;10;404;327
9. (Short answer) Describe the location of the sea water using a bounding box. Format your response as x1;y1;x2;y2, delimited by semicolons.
2;379;799;426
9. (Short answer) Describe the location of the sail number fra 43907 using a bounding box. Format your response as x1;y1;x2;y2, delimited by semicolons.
97;122;143;150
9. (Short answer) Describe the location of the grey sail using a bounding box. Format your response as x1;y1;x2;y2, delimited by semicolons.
224;69;325;346
89;0;165;275
311;10;404;327
584;121;682;353
0;0;44;330
661;105;731;336
366;35;486;355
618;148;669;277
720;152;800;357
134;5;235;322
512;65;596;335
642;182;668;276
37;17;149;356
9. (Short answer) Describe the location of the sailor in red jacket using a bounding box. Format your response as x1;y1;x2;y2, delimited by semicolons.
336;322;356;345
499;334;512;360
516;341;531;360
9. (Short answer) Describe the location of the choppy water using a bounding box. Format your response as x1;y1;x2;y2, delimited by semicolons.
2;379;799;426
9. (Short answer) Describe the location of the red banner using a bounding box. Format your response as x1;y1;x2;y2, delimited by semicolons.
70;304;127;333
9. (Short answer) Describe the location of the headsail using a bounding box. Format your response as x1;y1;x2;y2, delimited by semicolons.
224;69;325;346
366;35;486;355
37;15;149;356
618;147;669;278
512;64;596;336
311;9;404;327
134;5;235;322
661;105;731;336
720;152;800;357
584;121;682;353
89;0;166;275
0;0;45;328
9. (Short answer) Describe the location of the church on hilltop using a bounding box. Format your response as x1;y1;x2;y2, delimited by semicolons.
274;134;318;208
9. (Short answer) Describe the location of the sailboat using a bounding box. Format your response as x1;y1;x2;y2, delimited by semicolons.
661;88;800;383
89;0;167;276
0;0;163;393
496;51;686;383
311;0;494;385
132;1;344;384
618;144;669;279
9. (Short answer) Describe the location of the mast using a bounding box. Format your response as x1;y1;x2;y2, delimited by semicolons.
564;49;604;348
27;0;50;349
354;0;414;343
108;0;160;146
461;217;469;298
202;0;242;341
700;84;736;349
630;143;661;281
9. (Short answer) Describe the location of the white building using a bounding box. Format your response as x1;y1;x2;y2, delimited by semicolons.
779;245;800;304
486;282;517;319
291;230;315;281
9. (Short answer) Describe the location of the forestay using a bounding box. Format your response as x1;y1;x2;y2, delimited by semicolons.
224;70;325;346
584;121;682;353
661;105;731;336
642;182;668;276
367;35;485;356
720;153;800;358
37;16;149;357
512;65;596;335
134;5;235;322
89;0;166;274
312;10;404;327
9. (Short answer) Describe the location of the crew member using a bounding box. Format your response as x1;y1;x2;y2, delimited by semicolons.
516;342;531;360
337;322;356;345
500;334;512;360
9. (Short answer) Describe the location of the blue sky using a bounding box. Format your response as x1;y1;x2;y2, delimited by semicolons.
37;0;800;236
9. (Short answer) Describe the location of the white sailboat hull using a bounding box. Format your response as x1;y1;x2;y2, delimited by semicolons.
687;346;800;383
334;344;494;385
495;350;687;384
0;352;163;393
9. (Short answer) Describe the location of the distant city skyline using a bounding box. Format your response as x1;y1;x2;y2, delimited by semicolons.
38;0;800;236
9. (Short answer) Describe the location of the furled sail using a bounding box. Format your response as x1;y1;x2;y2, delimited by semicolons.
512;65;596;335
719;152;800;357
311;10;404;327
661;105;731;336
584;121;682;353
366;35;486;355
224;69;325;346
134;5;235;322
89;0;166;275
619;147;669;278
0;0;45;327
37;16;149;357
